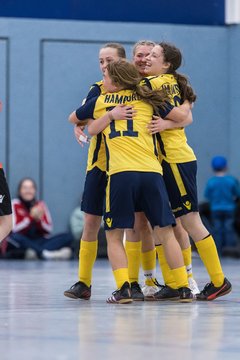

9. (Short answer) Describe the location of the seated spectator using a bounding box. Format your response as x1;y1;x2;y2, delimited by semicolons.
69;206;85;243
8;178;73;260
69;204;107;258
69;205;84;258
204;156;240;256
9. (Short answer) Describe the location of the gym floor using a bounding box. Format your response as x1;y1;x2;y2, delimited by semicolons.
0;257;239;360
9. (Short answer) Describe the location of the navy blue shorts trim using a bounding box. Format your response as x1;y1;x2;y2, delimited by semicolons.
81;167;107;216
0;168;12;216
104;171;175;230
162;160;199;218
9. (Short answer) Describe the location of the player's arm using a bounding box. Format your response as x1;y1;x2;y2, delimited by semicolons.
69;111;89;125
73;83;101;123
68;96;98;126
71;84;102;144
166;101;192;123
88;105;135;136
159;100;192;123
87;115;110;136
143;77;192;123
85;83;102;102
148;112;192;134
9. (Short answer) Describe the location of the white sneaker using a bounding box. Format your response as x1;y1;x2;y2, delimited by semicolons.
188;277;200;296
25;248;38;260
142;284;159;297
42;247;72;260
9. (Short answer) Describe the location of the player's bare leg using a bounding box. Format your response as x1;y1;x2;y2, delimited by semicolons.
0;214;12;242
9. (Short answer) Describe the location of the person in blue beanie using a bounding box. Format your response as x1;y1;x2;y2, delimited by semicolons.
204;156;240;255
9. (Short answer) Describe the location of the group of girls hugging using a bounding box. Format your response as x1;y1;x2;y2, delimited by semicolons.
64;40;232;304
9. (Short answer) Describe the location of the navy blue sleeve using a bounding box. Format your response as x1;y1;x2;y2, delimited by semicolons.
158;101;175;118
75;96;98;120
141;78;152;90
85;84;101;102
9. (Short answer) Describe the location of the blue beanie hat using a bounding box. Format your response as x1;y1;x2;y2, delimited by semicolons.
211;156;227;171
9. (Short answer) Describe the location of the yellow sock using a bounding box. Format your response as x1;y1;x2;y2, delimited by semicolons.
125;240;141;283
171;266;189;288
195;235;224;287
182;246;193;279
156;245;177;289
141;249;156;286
113;268;129;289
78;240;98;287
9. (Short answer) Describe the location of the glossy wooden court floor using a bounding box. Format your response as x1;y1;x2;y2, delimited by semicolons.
0;257;239;360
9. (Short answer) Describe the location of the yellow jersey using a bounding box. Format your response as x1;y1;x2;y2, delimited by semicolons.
76;89;162;176
84;81;106;172
143;74;196;163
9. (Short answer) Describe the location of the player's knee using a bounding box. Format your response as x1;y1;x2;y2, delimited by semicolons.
83;214;102;237
174;220;188;238
0;215;12;240
134;212;149;232
6;216;13;234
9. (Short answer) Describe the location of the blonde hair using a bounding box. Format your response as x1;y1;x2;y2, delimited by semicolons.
132;40;155;56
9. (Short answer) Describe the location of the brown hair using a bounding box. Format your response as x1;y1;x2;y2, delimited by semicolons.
132;40;155;56
101;43;126;59
159;42;196;103
18;177;37;194
17;177;37;206
107;60;168;115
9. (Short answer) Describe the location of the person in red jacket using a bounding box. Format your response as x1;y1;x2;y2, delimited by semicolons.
9;178;73;260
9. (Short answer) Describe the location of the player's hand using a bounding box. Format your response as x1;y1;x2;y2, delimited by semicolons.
111;105;136;121
147;115;167;134
74;125;89;147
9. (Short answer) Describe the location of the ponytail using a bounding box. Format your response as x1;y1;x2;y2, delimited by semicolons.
158;42;197;103
174;72;197;103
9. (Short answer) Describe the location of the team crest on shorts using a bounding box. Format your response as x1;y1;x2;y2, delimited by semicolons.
183;200;192;210
105;217;113;228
